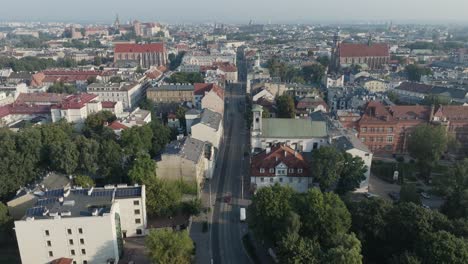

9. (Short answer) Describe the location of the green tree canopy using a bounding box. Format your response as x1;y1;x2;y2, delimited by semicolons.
310;146;345;191
405;64;432;82
128;153;156;185
400;183;421;204
145;229;194;264
121;125;153;156
336;153;367;194
417;231;468;264
73;175;95;188
276;95;296;118
47;82;77;94
49;139;79;175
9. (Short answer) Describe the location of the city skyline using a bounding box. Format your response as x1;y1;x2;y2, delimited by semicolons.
0;0;468;24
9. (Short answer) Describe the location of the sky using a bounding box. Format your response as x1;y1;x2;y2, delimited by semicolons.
1;0;467;24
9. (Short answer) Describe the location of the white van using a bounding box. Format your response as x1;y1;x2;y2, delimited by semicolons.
240;207;246;222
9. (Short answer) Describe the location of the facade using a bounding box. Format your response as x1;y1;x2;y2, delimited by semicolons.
182;54;236;66
114;43;167;68
147;84;194;105
156;137;214;188
296;97;328;117
14;185;146;264
357;78;389;93
335;43;390;70
251;105;329;153
194;83;224;114
322;74;344;88
191;108;224;149
87;82;146;110
250;144;311;193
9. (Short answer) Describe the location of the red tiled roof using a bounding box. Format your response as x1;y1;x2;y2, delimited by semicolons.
51;94;98;110
16;93;69;104
194;83;224;99
250;144;309;177
389;105;431;120
433;105;468;121
395;82;433;94
1;103;51;118
52;258;73;264
213;62;237;72
108;121;129;130
101;101;117;108
114;43;165;53
339;43;389;58
359;100;431;124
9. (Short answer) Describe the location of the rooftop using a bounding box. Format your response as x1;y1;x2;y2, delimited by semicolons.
261;118;328;138
164;137;205;163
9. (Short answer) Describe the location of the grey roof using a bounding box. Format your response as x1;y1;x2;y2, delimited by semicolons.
200;108;222;130
165;137;205;163
22;186;143;220
431;87;467;100
151;84;194;91
261;118;328;138
334;135;370;153
186;108;201;115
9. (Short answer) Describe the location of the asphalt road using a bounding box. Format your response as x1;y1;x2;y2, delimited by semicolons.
211;83;251;264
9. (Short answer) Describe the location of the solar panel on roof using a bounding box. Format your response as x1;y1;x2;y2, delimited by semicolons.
26;206;47;216
115;187;141;197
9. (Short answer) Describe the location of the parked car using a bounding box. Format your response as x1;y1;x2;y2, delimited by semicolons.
224;192;232;204
364;192;379;199
240;207;246;222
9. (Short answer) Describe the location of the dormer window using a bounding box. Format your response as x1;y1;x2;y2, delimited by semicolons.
269;168;275;173
298;168;303;173
260;168;265;173
289;168;294;173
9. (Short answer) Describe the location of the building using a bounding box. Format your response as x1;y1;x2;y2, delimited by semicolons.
193;83;224;114
87;82;146;110
182;54;236;66
296;97;328;117
147;84;195;105
250;144;311;193
190;108;223;149
251;105;329;153
356;77;389;93
322;74;344;88
335;43;390;70
432;105;468;150
14;185;147;264
156;137;214;189
114;43;167;68
50;94;102;124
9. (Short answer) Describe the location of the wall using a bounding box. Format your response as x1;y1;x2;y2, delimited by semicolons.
251;176;312;193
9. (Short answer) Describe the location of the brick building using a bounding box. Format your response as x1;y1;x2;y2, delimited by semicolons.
114;43;167;68
355;101;468;154
335;43;390;70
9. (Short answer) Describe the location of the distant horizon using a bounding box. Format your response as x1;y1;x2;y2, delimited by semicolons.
1;0;468;26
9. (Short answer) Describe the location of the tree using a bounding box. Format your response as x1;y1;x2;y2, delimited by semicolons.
247;184;294;242
175;106;187;130
323;233;362;264
109;76;123;83
47;82;77;94
145;177;183;216
0;202;12;243
149;120;171;156
128;153;156;184
400;184;421;204
165;72;204;84
73;175;95;188
316;56;330;67
336;153;367;194
310;146;344;191
262;107;270;118
276;95;296;118
302;64;326;83
417;231;468;264
74;136;99;174
278;233;321;264
145;229;194;264
121;125;153;156
49;139;79;175
297;189;351;247
435;159;468;219
135;65;144;74
407;124;447;179
98;140;124;182
93;56;102;66
422;94;450;106
405;64;432;82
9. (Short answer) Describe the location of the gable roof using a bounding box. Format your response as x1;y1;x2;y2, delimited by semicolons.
250;144;309;177
114;43;165;53
194;83;224;99
339;43;389;58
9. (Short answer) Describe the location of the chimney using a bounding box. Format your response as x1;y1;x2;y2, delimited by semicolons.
87;187;94;196
266;147;271;154
284;151;287;157
294;151;298;157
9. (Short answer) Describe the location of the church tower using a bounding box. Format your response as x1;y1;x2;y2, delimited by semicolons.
251;104;263;136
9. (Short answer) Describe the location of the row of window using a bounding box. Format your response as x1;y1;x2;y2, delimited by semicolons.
361;136;393;143
45;227;83;237
259;168;303;174
361;127;394;133
260;177;304;183
46;238;85;247
48;250;87;259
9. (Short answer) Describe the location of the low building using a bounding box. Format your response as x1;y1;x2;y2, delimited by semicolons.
250;144;311;193
147;84;195;105
87;82;146;110
191;108;223;150
296;97;328;117
14;185;147;264
156;137;214;189
322;74;344;88
251;105;329;153
194;83;224;115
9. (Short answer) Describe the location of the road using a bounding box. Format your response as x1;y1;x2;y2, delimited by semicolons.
211;83;251;264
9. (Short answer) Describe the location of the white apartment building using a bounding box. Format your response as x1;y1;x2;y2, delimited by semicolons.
87;82;146;110
14;185;147;264
182;54;236;66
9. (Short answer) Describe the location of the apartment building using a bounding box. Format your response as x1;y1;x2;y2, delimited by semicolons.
14;185;146;264
146;84;195;104
87;82;145;110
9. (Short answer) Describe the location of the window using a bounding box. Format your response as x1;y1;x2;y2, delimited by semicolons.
67;229;72;235
48;251;53;257
133;200;140;206
269;178;274;183
289;168;294;173
45;230;50;236
81;249;86;255
46;241;51;247
71;249;76;256
135;219;141;224
69;239;74;245
134;209;140;215
298;169;303;173
260;177;264;182
259;168;265;173
387;127;394;133
279;178;283;182
73;261;77;264
361;137;366;142
78;228;83;234
136;229;143;235
387;136;393;143
83;261;88;264
269;168;274;173
289;178;293;183
277;169;286;175
362;127;367;132
80;238;85;245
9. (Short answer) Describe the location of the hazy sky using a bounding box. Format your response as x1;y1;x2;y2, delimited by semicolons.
1;0;467;24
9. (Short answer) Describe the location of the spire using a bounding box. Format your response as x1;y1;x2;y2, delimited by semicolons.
114;14;120;28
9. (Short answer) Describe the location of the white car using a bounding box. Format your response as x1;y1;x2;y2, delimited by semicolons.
364;192;379;198
420;192;430;199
